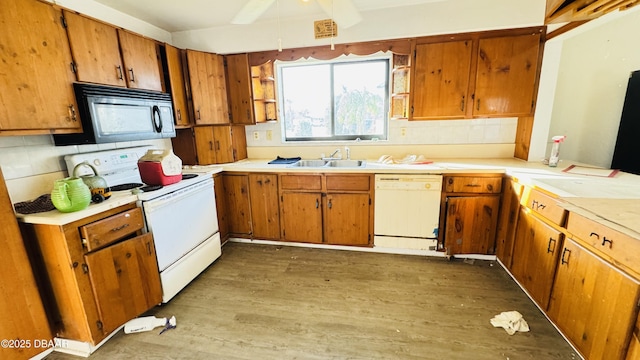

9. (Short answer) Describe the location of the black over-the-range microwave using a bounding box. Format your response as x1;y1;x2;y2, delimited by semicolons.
54;83;175;146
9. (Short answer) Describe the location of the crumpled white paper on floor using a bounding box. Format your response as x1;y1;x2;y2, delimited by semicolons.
490;311;530;335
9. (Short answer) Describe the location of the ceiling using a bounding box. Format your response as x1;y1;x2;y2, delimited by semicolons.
91;0;448;32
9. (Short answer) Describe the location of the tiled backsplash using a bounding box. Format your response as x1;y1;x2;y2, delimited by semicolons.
245;117;518;146
0;135;170;202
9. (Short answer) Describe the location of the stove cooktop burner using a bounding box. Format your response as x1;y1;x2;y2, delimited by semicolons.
110;183;144;191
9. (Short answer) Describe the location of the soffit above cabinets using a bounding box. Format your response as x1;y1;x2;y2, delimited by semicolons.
545;0;640;24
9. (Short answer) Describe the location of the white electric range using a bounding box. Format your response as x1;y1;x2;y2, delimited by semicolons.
65;146;221;303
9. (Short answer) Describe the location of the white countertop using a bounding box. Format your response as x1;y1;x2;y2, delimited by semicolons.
16;191;139;226
17;158;640;239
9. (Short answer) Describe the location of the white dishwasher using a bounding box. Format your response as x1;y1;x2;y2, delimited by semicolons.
374;174;442;250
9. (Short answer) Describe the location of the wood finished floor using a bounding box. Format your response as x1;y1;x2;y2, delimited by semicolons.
46;242;579;360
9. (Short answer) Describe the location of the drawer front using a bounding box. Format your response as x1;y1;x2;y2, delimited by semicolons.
566;211;640;277
444;176;502;194
80;207;145;252
280;175;322;191
326;175;371;192
521;187;566;226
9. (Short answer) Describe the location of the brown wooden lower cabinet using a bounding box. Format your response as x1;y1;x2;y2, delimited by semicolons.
510;208;563;310
495;179;523;267
281;192;323;243
222;174;251;236
213;173;229;242
548;238;640;360
324;193;370;245
443;195;500;254
19;204;162;345
248;173;280;239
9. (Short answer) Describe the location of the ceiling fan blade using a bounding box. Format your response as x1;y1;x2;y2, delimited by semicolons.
316;0;363;29
232;0;276;25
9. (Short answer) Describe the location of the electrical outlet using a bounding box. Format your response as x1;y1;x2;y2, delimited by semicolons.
253;131;259;140
400;127;406;137
266;130;273;141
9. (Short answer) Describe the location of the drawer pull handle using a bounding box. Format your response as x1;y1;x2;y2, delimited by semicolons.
315;199;319;209
547;237;556;254
111;223;129;232
590;232;599;239
561;248;571;265
465;184;481;187
328;199;332;209
602;237;613;249
128;68;135;82
147;242;152;255
531;200;546;210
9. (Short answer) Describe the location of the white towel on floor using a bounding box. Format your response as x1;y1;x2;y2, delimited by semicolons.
490;311;530;335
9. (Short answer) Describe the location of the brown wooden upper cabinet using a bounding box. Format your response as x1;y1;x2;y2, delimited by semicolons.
225;54;255;125
224;53;278;124
411;28;543;120
164;44;191;127
0;0;80;134
186;50;230;125
474;33;542;117
412;40;473;119
63;11;163;91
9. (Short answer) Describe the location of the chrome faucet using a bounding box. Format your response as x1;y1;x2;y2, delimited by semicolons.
323;148;341;160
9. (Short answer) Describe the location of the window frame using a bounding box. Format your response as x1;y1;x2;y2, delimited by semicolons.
276;53;391;142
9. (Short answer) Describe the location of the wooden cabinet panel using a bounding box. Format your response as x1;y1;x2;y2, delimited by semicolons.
548;239;640;360
178;125;246;165
80;207;144;252
193;126;217;165
187;50;229;124
520;187;567;226
210;125;247;164
474;33;541;116
326;174;371;191
213;174;229;242
510;208;563;309
444;195;500;254
63;11;125;87
566;211;640;278
249;174;280;240
223;174;251;236
281;192;323;243
495;179;523;268
117;30;163;91
280;175;323;191
444;176;502;193
412;40;473;119
85;233;162;335
165;44;191;127
0;0;80;132
324;193;370;245
0;169;52;360
225;54;255;124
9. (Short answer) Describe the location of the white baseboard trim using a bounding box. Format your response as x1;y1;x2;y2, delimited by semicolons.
228;237;497;260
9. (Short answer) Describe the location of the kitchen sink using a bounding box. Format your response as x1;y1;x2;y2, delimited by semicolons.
290;159;329;167
289;159;366;168
325;159;366;167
